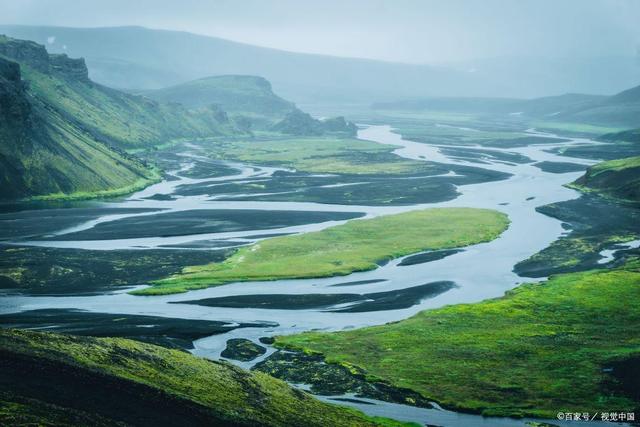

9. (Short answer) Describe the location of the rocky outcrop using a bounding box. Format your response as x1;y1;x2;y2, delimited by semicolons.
0;35;49;72
49;53;89;81
271;109;357;136
0;35;89;82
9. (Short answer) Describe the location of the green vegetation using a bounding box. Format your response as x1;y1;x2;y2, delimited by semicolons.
0;53;159;199
206;135;438;175
276;262;640;418
271;110;357;136
140;208;509;295
0;328;412;426
143;74;295;129
570;156;640;202
532;121;623;136
0;35;242;200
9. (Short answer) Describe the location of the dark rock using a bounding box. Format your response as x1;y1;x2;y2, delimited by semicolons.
259;336;275;345
254;351;433;408
221;339;266;361
49;54;89;82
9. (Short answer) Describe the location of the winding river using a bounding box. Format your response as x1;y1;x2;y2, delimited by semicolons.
0;125;627;426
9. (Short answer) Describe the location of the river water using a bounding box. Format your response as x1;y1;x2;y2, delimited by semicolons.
0;125;628;426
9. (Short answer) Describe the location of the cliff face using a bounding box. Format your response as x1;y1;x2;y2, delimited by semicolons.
0;35;90;82
49;53;89;81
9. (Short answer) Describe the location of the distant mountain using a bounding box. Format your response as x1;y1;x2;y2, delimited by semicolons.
142;75;296;128
538;84;639;128
375;84;640;129
0;36;240;200
0;25;637;104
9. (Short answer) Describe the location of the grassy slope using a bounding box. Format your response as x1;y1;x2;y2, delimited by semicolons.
0;35;247;200
21;65;238;150
0;329;410;427
570;156;640;202
206;136;437;175
276;263;640;418
0;56;161;200
139;208;509;295
143;75;295;124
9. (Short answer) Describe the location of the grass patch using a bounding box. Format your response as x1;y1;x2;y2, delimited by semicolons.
205;136;437;175
138;208;509;295
275;262;640;419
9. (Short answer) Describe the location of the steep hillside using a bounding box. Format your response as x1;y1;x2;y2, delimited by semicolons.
0;328;404;427
143;75;295;127
0;35;246;200
0;36;238;150
2;25;637;103
0;54;158;200
571;156;640;202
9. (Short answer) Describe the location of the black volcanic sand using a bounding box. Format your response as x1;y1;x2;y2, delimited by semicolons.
173;281;456;313
221;338;267;361
398;249;463;266
0;207;161;240
477;136;570;148
0;309;276;350
514;195;640;277
0;246;231;295
175;165;510;206
42;210;364;241
253;351;433;408
532;161;587;174
439;147;532;164
179;160;241;179
329;279;388;287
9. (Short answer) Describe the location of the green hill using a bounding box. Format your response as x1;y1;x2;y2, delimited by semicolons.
373;84;640;130
0;51;158;200
0;35;243;200
0;328;406;427
0;36;238;151
143;75;296;128
571;156;640;202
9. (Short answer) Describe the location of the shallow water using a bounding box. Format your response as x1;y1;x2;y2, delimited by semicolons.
1;125;626;426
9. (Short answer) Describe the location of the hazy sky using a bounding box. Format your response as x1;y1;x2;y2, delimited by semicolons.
1;0;639;63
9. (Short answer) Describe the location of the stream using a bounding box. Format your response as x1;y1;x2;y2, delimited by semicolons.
0;125;629;426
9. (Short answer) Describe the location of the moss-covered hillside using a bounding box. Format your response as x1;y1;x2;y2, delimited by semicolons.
0;35;242;199
0;328;408;427
571;156;640;202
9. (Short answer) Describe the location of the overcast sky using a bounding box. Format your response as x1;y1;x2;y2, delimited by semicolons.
1;0;639;64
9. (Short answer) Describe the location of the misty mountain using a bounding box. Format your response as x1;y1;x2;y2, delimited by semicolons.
374;84;640;129
0;25;637;105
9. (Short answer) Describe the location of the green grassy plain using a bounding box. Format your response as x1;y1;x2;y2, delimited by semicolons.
205;136;438;175
0;329;413;426
532;121;624;136
139;208;509;295
276;262;640;418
